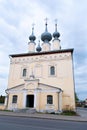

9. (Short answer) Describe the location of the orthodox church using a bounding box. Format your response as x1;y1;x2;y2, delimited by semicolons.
5;20;75;113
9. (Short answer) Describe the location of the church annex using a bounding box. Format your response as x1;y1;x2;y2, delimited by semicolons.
5;20;75;113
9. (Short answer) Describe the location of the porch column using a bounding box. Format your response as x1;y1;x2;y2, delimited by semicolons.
58;91;62;112
5;94;9;109
4;96;7;106
34;90;37;108
23;90;26;108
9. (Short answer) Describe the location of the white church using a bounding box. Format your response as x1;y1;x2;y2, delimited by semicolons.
5;20;75;113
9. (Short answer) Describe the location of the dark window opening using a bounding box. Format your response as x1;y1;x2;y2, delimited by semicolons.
12;95;17;103
47;95;53;104
23;68;27;77
50;66;55;75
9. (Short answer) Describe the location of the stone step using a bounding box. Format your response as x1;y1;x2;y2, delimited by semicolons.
14;108;36;114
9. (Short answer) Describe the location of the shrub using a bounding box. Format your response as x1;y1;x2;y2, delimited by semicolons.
62;110;77;116
0;95;5;103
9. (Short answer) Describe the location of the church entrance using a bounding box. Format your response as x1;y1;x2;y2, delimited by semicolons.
26;95;34;108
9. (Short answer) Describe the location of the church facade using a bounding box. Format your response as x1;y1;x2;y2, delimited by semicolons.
5;21;75;113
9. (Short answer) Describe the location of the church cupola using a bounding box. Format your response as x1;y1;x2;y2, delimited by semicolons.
41;18;52;51
36;40;42;52
52;20;61;50
28;24;36;52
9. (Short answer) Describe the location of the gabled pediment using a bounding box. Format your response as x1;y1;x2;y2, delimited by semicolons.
25;83;35;90
38;83;62;92
6;84;25;93
6;82;62;94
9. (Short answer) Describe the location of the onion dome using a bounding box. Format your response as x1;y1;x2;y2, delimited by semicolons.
41;19;52;42
29;25;36;42
36;40;42;52
53;20;60;39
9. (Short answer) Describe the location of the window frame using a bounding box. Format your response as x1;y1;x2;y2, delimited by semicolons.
12;95;18;104
50;66;55;75
48;64;57;77
22;68;27;77
47;95;53;104
21;66;28;78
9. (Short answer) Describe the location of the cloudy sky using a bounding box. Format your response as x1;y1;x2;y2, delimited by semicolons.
0;0;87;100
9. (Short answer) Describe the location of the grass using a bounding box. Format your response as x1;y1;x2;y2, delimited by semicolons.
47;109;77;116
61;110;77;116
0;109;13;112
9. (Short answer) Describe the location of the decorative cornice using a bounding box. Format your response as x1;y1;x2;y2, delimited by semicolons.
9;49;74;58
10;52;72;64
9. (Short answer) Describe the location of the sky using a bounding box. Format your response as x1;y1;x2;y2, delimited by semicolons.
0;0;87;100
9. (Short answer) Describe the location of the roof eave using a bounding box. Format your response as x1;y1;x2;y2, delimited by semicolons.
9;48;74;58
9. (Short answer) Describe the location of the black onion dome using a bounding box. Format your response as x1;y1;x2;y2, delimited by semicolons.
41;22;52;42
29;26;36;41
29;35;36;41
41;32;52;42
36;40;42;52
36;46;42;52
53;21;60;39
53;31;60;38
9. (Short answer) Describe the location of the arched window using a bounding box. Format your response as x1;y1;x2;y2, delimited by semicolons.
12;95;18;103
22;68;27;77
47;95;53;104
50;66;55;75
